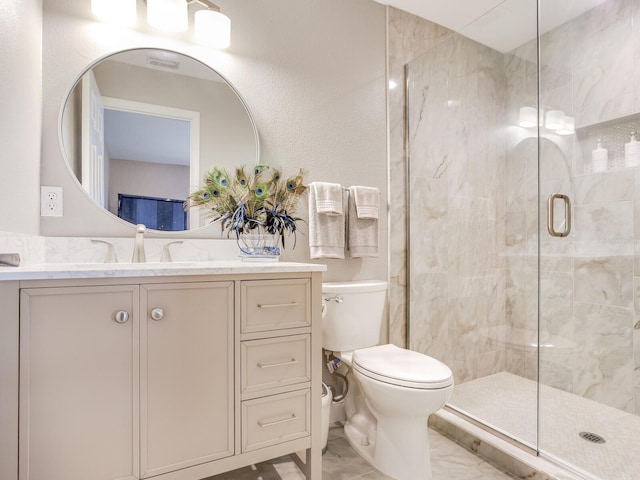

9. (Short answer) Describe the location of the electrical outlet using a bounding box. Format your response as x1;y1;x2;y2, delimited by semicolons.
41;186;63;217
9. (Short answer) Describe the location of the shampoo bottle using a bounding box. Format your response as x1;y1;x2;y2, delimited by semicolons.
592;138;608;172
625;131;640;167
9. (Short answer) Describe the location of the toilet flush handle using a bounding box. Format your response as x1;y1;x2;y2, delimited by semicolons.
324;295;343;303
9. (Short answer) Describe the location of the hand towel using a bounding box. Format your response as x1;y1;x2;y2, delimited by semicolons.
347;186;379;258
350;186;380;219
308;186;346;259
310;182;344;215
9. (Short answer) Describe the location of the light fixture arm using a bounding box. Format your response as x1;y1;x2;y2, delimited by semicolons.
143;0;221;11
187;0;220;11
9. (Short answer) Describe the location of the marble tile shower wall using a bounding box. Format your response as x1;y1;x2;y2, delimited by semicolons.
387;8;453;349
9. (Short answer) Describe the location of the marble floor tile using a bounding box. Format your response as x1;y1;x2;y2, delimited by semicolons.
206;425;515;480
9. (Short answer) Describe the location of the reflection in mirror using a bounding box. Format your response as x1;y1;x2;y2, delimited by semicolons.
60;48;259;232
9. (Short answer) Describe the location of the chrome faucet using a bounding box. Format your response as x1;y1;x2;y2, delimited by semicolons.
131;224;147;263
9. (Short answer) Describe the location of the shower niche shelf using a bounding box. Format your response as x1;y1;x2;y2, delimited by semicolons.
576;112;640;175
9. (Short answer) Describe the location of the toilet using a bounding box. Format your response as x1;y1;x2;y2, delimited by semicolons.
322;280;454;480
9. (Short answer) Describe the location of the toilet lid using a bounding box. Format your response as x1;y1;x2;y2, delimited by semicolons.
352;344;454;390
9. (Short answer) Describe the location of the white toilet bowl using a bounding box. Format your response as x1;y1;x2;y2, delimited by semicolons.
339;344;453;480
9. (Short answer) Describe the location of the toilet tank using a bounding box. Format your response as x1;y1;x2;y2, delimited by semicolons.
322;280;388;352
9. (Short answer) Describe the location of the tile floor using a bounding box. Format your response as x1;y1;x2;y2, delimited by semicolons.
206;425;516;479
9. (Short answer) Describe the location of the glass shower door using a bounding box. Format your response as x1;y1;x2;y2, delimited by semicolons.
538;0;640;478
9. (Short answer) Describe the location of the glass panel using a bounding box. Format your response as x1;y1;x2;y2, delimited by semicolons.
406;0;540;449
538;0;640;478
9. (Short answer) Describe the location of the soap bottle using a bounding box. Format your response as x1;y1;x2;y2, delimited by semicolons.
592;138;608;173
625;131;640;167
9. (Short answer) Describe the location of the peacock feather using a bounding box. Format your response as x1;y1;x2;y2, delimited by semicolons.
187;164;307;248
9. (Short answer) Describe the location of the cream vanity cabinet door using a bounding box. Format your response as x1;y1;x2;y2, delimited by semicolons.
19;285;140;480
140;282;234;478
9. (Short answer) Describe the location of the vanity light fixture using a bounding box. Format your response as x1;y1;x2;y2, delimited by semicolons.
556;115;576;135
518;106;545;128
91;0;137;26
518;106;537;128
545;109;565;130
146;0;231;48
93;0;231;49
518;106;575;135
194;2;231;49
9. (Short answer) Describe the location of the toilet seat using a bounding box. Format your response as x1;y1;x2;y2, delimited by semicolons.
352;344;453;390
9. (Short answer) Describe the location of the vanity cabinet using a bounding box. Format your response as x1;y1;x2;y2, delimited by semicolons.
11;269;322;480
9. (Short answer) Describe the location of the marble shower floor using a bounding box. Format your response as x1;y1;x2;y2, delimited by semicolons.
206;425;515;479
449;371;640;480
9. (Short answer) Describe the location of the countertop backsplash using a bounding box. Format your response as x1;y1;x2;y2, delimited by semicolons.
0;232;46;266
0;231;241;266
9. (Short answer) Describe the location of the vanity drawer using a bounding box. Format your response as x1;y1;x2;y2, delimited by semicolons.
241;279;310;333
241;334;310;395
241;389;310;452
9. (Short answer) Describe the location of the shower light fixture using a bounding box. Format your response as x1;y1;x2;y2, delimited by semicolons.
92;0;231;49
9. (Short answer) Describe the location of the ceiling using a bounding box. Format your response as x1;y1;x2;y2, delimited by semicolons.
374;0;607;52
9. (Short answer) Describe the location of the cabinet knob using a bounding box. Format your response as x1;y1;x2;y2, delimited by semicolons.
150;308;165;321
114;310;130;324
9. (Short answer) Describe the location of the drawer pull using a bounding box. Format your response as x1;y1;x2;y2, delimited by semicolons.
258;358;298;369
258;413;297;428
257;302;299;309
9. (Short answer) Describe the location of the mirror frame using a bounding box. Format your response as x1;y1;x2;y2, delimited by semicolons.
57;47;260;235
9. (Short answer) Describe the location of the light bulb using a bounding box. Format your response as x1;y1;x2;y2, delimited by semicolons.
556;115;575;135
147;0;188;33
195;9;231;49
518;106;537;128
545;110;565;130
91;0;136;26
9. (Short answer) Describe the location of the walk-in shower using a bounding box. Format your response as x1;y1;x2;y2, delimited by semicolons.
395;0;640;478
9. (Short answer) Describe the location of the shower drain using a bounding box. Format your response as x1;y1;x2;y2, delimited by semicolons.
579;432;606;444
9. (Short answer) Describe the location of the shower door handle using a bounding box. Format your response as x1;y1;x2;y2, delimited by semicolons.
547;193;571;237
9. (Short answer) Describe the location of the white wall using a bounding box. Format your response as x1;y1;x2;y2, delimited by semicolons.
40;0;388;281
0;0;42;234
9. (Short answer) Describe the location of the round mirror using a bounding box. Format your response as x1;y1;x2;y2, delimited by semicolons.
60;48;259;232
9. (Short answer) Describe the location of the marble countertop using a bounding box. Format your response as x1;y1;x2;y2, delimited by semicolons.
0;261;326;281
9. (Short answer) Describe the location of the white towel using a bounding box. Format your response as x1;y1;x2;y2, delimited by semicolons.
350;186;379;219
310;182;344;215
347;187;379;258
308;187;346;259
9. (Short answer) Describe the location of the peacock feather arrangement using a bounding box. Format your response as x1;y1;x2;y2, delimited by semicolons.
187;164;307;249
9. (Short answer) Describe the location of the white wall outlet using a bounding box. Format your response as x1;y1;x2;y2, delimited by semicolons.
41;186;63;217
